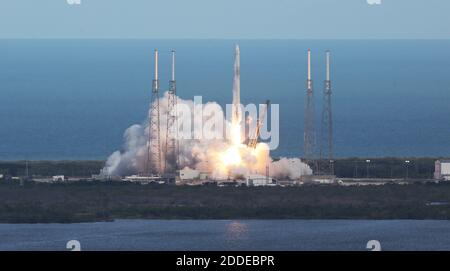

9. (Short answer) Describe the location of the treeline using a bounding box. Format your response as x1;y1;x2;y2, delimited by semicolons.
313;157;441;179
0;161;104;177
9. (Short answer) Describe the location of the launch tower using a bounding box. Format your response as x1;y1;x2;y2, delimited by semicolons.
147;49;162;175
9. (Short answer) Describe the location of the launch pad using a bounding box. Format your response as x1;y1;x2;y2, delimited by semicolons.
105;45;336;183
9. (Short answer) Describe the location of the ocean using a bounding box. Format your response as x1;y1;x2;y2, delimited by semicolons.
1;219;450;251
0;39;449;160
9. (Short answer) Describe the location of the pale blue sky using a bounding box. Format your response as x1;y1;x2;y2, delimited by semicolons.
0;0;448;39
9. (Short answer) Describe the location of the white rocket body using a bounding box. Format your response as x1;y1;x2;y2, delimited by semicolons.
326;50;330;81
307;49;311;81
232;45;241;126
154;49;159;89
171;50;175;81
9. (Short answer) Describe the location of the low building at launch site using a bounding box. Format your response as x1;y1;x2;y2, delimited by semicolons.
179;168;201;180
336;179;398;186
52;175;66;182
245;174;276;186
177;168;212;185
91;174;122;182
434;160;450;181
123;175;165;184
300;175;336;184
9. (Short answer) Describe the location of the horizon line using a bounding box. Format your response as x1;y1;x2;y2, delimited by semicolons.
1;38;450;41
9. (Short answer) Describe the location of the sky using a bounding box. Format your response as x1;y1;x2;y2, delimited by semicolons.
0;0;449;39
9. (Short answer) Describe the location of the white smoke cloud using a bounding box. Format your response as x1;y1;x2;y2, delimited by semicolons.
367;0;382;5
102;92;312;180
103;124;147;176
270;158;312;180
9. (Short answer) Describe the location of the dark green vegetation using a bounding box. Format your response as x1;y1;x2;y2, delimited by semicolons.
0;160;104;177
0;157;442;179
314;157;439;179
333;157;437;179
0;158;447;223
1;181;450;223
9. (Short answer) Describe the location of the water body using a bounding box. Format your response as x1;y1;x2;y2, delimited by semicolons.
1;39;450;160
0;220;450;251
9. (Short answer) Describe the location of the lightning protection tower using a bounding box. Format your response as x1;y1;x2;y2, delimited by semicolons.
164;50;179;174
304;49;316;164
147;49;162;175
320;51;333;174
320;52;333;162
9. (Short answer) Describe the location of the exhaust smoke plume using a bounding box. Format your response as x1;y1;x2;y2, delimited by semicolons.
102;92;312;180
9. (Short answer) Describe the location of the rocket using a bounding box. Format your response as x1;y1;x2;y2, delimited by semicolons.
307;49;313;91
326;50;330;81
307;48;311;81
232;45;241;126
171;50;176;82
154;49;159;90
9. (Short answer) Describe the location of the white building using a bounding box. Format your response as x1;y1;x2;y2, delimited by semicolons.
246;174;276;186
300;175;336;184
52;175;65;182
434;160;450;180
123;175;163;183
179;167;200;180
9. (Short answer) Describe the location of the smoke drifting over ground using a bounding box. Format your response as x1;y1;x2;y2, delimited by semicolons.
102;92;312;180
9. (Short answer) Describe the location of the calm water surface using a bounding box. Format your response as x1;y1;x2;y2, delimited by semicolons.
1;40;450;160
1;219;450;251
